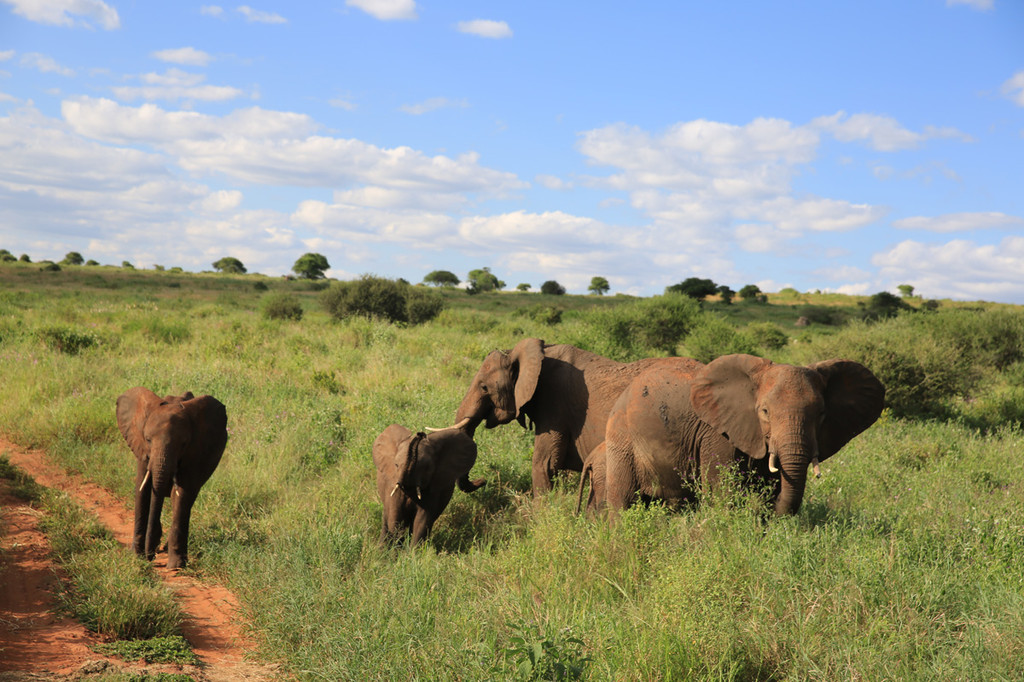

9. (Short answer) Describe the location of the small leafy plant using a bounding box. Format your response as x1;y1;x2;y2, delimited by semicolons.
93;635;200;665
502;620;591;681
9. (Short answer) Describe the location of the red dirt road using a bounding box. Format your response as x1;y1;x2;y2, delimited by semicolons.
0;438;279;681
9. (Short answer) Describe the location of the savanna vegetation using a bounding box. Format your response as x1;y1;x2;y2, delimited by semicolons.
1;259;1023;680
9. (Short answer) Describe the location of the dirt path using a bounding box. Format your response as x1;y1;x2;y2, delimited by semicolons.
0;438;279;681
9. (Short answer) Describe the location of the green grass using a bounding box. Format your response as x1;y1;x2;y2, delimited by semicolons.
1;264;1023;679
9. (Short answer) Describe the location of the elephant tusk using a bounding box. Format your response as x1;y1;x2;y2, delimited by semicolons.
139;470;151;493
768;451;780;474
416;486;422;501
390;483;399;497
811;457;821;479
425;417;472;433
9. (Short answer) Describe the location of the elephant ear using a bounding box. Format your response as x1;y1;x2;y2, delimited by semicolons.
690;354;772;459
432;431;478;482
809;359;885;460
181;394;229;467
373;424;411;473
511;338;545;417
116;387;163;458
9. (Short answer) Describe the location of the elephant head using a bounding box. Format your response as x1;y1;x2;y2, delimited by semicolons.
452;337;545;436
690;355;884;515
116;387;228;568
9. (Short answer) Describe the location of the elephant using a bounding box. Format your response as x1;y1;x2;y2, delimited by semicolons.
445;338;688;494
372;424;486;546
591;354;884;517
116;387;228;569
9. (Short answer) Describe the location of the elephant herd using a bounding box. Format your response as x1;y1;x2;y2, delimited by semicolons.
114;337;886;565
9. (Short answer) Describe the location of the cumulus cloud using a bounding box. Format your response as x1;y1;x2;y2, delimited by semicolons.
200;5;223;17
0;50;14;61
20;52;75;77
892;212;1024;232
399;97;468;115
152;47;213;67
1002;71;1024;107
111;69;245;102
811;111;971;151
2;0;119;29
236;5;286;24
346;0;417;21
456;19;512;39
873;237;1024;301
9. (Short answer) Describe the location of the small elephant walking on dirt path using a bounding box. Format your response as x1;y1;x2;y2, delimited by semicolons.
116;387;228;570
373;424;486;546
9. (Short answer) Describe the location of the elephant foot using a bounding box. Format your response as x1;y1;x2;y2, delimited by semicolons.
166;555;187;570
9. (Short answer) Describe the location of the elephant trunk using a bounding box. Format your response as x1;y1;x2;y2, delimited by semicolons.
150;450;176;499
774;452;810;516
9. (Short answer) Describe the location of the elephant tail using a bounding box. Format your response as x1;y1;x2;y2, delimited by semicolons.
457;474;486;493
575;461;593;516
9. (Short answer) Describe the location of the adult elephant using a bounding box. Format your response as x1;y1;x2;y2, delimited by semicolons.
445;338;688;493
372;424;485;546
595;354;884;516
116;387;228;569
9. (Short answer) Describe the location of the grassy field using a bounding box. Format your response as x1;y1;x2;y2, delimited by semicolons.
1;262;1023;680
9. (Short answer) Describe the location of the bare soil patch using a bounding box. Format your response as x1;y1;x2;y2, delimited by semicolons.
0;438;278;681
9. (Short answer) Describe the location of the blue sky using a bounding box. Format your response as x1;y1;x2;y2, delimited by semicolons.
1;0;1022;301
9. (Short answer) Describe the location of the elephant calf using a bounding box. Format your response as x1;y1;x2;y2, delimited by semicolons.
116;387;228;570
372;424;485;546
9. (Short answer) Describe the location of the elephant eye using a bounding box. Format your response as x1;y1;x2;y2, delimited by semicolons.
480;383;489;394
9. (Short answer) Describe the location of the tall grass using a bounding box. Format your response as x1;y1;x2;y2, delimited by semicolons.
1;266;1022;679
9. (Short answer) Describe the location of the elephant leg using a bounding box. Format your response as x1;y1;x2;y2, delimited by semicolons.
133;459;151;557
531;430;568;494
167;485;198;570
604;442;638;518
145;490;165;561
410;508;436;546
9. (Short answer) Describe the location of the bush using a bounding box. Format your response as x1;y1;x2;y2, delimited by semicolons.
568;294;702;360
38;326;97;355
540;280;566;295
261;293;304;321
683;316;757;363
745;322;789;350
799;305;849;326
515;304;563;325
320;275;444;325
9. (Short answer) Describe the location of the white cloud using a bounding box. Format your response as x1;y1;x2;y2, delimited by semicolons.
1001;70;1024;107
346;0;416;21
112;69;245;102
2;0;119;29
873;237;1024;301
535;174;571;190
812;111;971;151
329;97;357;111
946;0;993;10
236;5;286;24
20;52;75;77
456;19;512;39
200;5;223;17
892;212;1024;232
201;189;243;212
399;97;468;115
152;47;213;67
0;50;14;61
746;196;886;234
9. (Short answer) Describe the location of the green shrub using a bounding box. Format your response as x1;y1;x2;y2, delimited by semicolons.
569;294;703;360
799;305;849;326
38;326;98;354
515;304;563;325
321;275;443;325
261;292;304;321
683;315;757;363
745;321;789;350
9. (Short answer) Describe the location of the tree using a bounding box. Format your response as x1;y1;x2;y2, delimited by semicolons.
588;276;610;296
666;277;718;301
516;283;531;292
122;260;134;269
19;254;30;263
717;285;735;305
61;252;84;266
292;253;330;280
0;249;15;262
466;267;504;294
897;284;915;298
213;256;247;274
540;280;566;295
423;270;460;287
863;291;912;321
738;284;762;301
